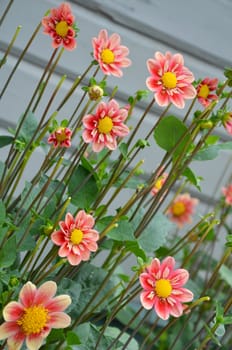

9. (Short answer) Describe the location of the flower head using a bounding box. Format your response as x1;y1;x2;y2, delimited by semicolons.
42;2;77;50
48;126;72;148
146;51;196;109
151;172;168;196
222;112;232;135
196;77;218;107
0;281;71;350
82;99;130;152
92;29;131;77
222;184;232;205
51;210;99;266
139;256;193;320
167;193;198;228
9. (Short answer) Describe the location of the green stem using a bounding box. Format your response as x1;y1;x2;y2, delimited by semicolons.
0;25;22;68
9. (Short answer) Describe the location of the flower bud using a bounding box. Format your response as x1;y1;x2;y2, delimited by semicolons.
88;85;104;100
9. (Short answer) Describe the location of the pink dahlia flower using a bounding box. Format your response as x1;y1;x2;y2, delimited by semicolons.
151;172;168;196
146;51;196;109
222;112;232;135
48;126;72;148
92;29;131;77
0;281;71;350
42;3;77;50
140;256;193;320
82;99;130;152
222;184;232;205
167;193;198;228
197;77;218;107
51;210;99;266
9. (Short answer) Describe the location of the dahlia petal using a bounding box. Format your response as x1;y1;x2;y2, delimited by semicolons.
140;291;155;310
154;298;170;320
48;312;71;328
172;288;194;302
139;273;155;290
149;258;161;277
146;77;161;91
109;33;121;49
7;333;25;350
170;93;185;109
169;301;184;318
92;141;105;152
85;240;98;251
65;213;74;229
3;302;24;322
58;244;70;257
0;322;20;339
170;269;189;287
35;281;57;304
67;252;82;266
19;282;36;307
45;295;71;312
51;230;65;245
26;334;45;350
84;230;99;240
155;91;170;107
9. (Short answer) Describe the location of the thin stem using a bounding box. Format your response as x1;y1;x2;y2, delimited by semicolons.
0;25;22;68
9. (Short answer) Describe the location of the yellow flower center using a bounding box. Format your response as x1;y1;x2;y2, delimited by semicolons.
100;49;115;64
155;279;172;298
70;228;83;245
55;128;67;142
162;72;177;89
17;305;49;335
154;177;163;191
198;84;210;99
172;201;186;216
98;116;113;134
55;21;69;37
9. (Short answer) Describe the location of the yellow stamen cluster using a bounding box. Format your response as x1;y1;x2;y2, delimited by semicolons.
70;228;84;245
55;128;67;142
172;201;186;216
101;49;115;64
55;21;69;37
98;116;113;134
155;279;172;298
198;84;210;99
17;305;49;335
162;72;177;89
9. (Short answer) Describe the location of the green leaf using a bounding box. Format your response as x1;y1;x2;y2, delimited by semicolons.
68;165;99;209
0;135;14;148
194;141;232;161
0;200;6;225
125;240;146;260
18;111;38;143
219;264;232;287
0;235;17;268
182;167;203;191
96;216;135;241
132;210;173;253
119;142;128;159
154;115;192;158
67;331;81;345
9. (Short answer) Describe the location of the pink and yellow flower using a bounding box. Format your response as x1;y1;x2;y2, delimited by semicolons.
196;77;218;107
51;210;99;266
48;126;72;148
92;29;131;77
0;281;71;350
82;99;130;152
139;256;193;320
151;172;168;196
167;193;198;228
222;112;232;135
146;51;196;109
222;184;232;205
42;2;77;50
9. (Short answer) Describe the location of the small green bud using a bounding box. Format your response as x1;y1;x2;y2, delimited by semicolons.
88;85;104;100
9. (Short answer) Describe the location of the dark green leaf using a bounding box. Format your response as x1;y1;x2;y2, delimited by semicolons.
0;200;6;225
96;216;135;241
182;167;202;191
0;235;17;268
67;331;81;345
18;111;38;143
194;141;232;161
119;142;128;159
0;135;14;148
154;115;192;158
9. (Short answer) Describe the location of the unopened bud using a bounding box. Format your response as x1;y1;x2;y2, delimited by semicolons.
88;85;104;100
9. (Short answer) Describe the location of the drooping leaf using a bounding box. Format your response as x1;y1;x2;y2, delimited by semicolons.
154;115;192;158
182;167;203;191
193;141;232;161
0;135;14;148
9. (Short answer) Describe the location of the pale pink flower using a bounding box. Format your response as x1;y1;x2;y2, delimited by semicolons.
151;172;168;196
222;112;232;135
48;127;72;148
82;99;130;152
167;193;198;228
140;257;193;320
92;29;131;77
222;184;232;205
51;211;99;266
0;281;71;350
42;2;77;50
197;77;218;107
146;51;196;109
